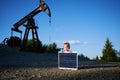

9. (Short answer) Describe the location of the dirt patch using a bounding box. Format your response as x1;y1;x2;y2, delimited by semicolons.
0;67;120;80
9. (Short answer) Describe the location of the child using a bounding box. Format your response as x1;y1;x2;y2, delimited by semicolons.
59;42;72;53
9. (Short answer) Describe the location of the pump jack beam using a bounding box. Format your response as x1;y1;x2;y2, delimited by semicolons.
11;0;51;50
12;0;51;33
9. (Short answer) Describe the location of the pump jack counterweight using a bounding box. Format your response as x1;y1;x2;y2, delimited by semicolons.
11;0;51;50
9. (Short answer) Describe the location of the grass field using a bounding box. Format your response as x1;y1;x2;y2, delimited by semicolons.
0;67;120;80
0;44;120;80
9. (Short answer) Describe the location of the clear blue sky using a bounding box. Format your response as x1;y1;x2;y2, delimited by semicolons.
0;0;120;59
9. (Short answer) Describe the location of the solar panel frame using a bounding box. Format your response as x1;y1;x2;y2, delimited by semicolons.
58;53;78;70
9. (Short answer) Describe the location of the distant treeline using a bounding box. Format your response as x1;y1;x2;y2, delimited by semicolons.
4;36;120;62
25;39;59;53
4;36;59;53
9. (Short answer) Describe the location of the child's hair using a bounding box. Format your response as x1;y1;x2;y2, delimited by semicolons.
64;42;70;49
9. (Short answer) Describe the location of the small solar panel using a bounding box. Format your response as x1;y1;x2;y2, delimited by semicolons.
58;53;78;70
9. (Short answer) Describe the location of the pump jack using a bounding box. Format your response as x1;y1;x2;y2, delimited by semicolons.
11;0;51;50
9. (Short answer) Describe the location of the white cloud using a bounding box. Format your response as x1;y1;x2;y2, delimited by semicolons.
67;40;81;45
55;40;88;45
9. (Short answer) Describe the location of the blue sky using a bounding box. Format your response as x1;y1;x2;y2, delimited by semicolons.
0;0;120;59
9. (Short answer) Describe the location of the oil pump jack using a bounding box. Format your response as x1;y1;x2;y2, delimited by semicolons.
11;0;51;50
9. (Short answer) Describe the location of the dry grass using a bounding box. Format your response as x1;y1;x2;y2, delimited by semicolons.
0;67;120;80
0;45;120;80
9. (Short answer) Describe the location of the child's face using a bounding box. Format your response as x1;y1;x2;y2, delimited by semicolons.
63;44;69;51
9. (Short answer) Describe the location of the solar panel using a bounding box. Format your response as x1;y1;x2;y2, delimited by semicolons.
58;53;78;70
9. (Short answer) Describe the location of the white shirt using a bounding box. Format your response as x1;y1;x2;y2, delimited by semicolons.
59;50;72;53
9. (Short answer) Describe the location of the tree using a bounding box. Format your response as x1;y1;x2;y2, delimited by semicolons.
116;50;120;61
78;54;90;61
101;38;117;61
46;42;58;53
7;36;21;47
24;40;58;53
95;56;99;61
26;39;43;52
117;50;120;57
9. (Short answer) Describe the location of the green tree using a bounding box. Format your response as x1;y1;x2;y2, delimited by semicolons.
26;39;42;52
46;42;57;53
78;54;90;61
26;39;34;50
101;38;117;61
117;50;120;57
116;50;120;61
95;56;99;61
25;40;58;53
